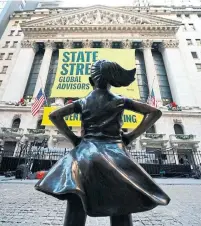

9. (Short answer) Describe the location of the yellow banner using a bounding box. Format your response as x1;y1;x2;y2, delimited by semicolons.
42;107;143;129
50;49;139;98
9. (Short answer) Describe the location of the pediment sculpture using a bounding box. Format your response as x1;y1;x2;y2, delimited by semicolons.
32;9;152;26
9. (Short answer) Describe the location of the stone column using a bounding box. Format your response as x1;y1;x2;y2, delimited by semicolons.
52;40;73;106
122;39;132;49
63;40;73;49
2;40;38;102
141;40;162;105
102;39;112;48
82;39;93;48
159;39;195;106
33;41;56;97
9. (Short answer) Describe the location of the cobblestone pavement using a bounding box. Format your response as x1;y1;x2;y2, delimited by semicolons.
0;183;201;226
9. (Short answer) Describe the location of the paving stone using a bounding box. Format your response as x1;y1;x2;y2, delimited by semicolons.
0;184;201;226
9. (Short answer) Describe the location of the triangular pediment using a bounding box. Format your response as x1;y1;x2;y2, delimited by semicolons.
22;5;181;28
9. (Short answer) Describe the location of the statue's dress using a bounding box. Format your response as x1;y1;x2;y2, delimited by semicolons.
35;90;170;217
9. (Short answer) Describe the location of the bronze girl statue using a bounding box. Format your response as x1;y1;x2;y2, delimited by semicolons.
35;60;170;226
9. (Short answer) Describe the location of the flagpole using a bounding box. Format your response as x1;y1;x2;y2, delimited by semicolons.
139;68;153;103
38;75;48;106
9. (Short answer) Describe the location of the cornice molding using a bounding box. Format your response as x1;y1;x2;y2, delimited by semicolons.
20;5;181;37
21;5;182;26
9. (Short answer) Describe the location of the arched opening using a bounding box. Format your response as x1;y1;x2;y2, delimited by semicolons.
174;124;184;134
146;125;156;134
12;118;21;129
36;119;45;130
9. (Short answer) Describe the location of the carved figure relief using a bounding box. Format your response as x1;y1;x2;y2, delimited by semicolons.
34;9;152;27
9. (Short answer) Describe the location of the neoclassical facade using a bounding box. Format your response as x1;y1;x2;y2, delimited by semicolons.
0;4;201;165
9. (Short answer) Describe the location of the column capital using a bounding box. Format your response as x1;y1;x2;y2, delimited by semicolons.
82;39;93;48
122;39;132;49
44;40;56;50
102;39;112;48
21;40;38;52
159;39;179;50
141;39;153;48
63;39;73;49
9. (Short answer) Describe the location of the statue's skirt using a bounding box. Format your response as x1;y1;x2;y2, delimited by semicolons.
35;138;170;217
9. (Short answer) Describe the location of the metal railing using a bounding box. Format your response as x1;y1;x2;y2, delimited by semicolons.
0;142;201;178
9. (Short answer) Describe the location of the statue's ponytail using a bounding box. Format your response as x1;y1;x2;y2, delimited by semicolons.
90;60;136;88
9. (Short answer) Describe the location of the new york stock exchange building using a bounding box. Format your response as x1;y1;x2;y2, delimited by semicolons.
0;2;201;177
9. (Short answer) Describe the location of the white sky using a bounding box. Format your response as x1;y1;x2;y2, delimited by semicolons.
5;0;201;7
59;0;135;7
39;0;201;7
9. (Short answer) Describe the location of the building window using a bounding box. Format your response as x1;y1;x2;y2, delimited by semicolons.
92;42;102;48
135;50;149;102
196;63;201;72
1;66;8;74
45;50;59;99
13;21;19;26
186;39;193;46
174;124;184;135
73;42;82;48
112;42;121;49
6;53;13;60
16;30;22;36
181;24;186;31
11;41;18;48
0;53;5;60
191;52;198;59
196;39;201;46
198;14;201;18
12;118;21;129
188;24;195;31
3;41;10;48
177;14;181;17
3;141;17;157
8;30;15;36
153;50;173;106
23;51;44;98
185;14;189;18
146;125;156;134
0;80;2;87
36;119;45;130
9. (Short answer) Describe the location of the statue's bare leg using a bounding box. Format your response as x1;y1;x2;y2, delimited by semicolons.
110;214;133;226
63;195;86;226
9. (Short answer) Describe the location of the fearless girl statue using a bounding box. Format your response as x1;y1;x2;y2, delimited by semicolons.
35;60;170;226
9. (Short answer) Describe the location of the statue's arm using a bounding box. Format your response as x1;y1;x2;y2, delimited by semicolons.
49;103;81;147
122;98;162;146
